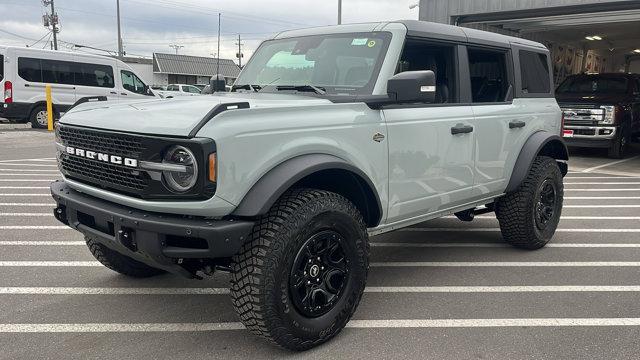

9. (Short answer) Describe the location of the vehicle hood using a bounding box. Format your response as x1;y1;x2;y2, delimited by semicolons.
61;93;333;137
556;93;631;106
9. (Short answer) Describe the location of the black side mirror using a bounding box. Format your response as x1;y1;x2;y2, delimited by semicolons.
209;74;227;93
387;70;436;104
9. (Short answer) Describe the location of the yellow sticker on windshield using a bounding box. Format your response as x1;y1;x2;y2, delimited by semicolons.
367;40;376;48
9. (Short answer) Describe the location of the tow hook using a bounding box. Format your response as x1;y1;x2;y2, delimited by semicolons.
53;206;68;225
117;228;137;251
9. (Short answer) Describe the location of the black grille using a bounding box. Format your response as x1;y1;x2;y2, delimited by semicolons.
58;126;145;157
58;126;149;193
62;156;148;191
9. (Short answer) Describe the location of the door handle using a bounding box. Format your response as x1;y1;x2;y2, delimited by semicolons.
120;93;127;96
450;123;474;135
509;120;526;129
109;91;117;94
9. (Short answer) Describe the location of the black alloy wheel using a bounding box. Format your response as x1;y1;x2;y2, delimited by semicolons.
289;230;350;318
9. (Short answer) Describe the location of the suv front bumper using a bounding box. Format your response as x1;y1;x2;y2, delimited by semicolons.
50;180;254;278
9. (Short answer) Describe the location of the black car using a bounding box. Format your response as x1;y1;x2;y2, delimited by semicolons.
557;73;640;158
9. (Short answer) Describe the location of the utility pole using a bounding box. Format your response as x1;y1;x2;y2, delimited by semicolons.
338;0;342;25
116;0;124;59
169;44;184;54
235;34;244;68
217;13;221;76
42;0;59;50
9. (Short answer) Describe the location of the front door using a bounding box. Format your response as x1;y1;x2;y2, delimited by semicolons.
385;105;476;224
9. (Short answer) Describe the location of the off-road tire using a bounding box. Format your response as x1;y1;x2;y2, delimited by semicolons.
496;156;564;249
230;188;369;351
86;237;165;277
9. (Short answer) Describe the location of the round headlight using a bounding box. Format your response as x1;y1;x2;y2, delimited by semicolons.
162;145;198;193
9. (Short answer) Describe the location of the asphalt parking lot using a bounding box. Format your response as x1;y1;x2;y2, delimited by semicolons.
1;125;640;359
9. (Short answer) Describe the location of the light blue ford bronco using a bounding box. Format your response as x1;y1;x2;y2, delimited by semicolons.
51;20;567;350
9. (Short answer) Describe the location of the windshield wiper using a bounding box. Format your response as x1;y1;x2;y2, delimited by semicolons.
232;84;261;92
276;85;326;95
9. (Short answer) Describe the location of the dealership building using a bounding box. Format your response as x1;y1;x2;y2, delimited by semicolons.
418;0;640;83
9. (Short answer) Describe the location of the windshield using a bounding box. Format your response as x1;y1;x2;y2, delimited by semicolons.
557;76;629;94
234;32;391;95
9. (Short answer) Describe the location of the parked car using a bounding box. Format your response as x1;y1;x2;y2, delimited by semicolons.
557;73;640;158
51;20;567;350
194;83;208;91
0;46;156;128
163;83;202;96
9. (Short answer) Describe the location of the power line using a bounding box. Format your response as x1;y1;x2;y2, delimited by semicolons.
27;31;52;48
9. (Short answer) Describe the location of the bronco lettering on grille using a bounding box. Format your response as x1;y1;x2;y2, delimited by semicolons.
66;146;138;168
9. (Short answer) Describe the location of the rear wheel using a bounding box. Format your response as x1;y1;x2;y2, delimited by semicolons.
86;237;165;277
496;156;563;249
230;189;369;351
29;105;55;129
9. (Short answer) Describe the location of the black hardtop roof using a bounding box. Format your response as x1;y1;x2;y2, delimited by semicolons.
397;20;547;51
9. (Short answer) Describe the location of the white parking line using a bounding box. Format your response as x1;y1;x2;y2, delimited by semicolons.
5;318;640;332
566;189;640;192
0;163;58;167
565;176;640;180
0;287;229;295
2;285;640;295
370;243;640;248
370;261;640;267
565;182;640;185
347;318;640;328
0;261;101;267
0;213;53;217
0;187;50;189
0;241;84;246
0;169;59;172
566;196;640;200
0;158;56;163
0;226;69;230
442;216;640;220
564;205;640;208
582;155;640;173
0;194;52;197
0;203;54;206
364;286;640;293
0;180;55;182
402;228;640;233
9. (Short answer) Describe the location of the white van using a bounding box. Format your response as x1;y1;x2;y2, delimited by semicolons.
0;46;156;128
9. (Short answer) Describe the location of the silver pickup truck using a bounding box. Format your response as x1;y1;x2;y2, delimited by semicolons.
51;20;567;350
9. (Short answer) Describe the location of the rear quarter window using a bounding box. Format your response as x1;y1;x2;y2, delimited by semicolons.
519;50;550;94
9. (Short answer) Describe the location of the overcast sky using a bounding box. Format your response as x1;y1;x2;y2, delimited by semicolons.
0;0;418;61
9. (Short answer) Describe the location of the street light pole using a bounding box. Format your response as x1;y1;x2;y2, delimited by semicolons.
338;0;342;25
116;0;124;58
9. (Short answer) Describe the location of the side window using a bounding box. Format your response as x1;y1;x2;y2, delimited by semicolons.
167;85;178;91
76;63;115;88
120;70;146;94
519;50;550;94
18;57;43;82
0;54;4;82
467;48;510;103
396;39;457;103
185;85;201;94
41;59;74;85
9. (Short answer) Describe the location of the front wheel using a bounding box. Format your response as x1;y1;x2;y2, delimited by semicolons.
230;189;369;351
608;130;628;159
496;156;564;249
29;105;56;129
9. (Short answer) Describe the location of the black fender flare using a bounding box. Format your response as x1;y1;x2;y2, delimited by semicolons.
505;131;569;193
232;154;383;224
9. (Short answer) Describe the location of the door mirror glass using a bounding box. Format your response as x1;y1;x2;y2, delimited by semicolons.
387;70;436;104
